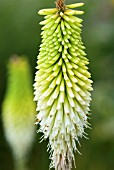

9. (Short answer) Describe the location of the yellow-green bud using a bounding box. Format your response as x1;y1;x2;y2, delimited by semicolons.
2;56;36;170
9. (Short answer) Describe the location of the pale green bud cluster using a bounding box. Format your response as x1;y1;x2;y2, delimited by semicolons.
34;3;93;170
2;56;36;170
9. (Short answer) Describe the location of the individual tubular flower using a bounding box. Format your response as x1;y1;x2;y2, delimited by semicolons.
34;1;93;170
2;56;36;170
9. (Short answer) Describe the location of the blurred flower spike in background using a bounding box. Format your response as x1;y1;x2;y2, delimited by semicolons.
2;56;36;170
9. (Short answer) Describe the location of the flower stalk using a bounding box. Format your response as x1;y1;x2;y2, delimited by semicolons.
56;0;65;11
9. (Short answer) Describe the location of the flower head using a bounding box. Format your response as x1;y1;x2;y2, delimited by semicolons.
34;2;93;170
2;56;36;170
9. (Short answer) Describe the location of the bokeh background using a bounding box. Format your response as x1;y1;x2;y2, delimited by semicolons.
0;0;114;170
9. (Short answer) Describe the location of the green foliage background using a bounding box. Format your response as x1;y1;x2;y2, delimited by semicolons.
0;0;114;169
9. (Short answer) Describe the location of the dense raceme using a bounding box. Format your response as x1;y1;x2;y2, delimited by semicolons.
34;2;93;170
2;56;36;170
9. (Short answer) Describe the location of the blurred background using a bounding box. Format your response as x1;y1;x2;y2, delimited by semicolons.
0;0;114;170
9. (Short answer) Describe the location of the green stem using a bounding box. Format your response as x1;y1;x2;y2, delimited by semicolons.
15;157;29;170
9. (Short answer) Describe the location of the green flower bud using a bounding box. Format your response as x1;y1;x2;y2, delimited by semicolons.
34;2;93;170
2;56;36;170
